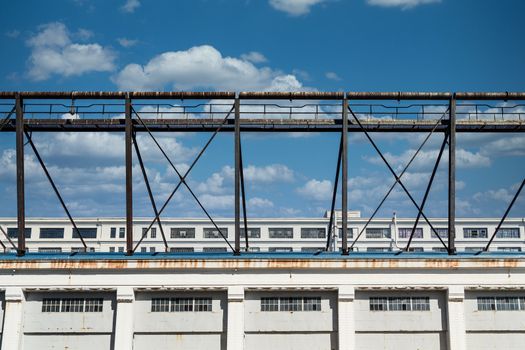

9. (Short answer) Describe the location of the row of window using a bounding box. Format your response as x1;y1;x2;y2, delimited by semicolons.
261;297;322;312
42;298;103;312
477;297;525;311
369;297;431;311
151;298;212;312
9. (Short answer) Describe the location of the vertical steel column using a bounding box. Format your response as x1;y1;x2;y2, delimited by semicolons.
234;97;241;255
15;93;25;256
125;94;133;255
341;96;349;255
448;95;457;255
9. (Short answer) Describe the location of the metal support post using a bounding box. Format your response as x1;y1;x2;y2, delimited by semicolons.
234;96;241;255
15;94;25;256
448;95;457;255
125;94;133;255
341;96;349;255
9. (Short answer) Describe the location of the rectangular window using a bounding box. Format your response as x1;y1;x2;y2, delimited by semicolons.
7;227;32;239
301;228;326;239
465;247;483;252
109;247;115;253
71;247;84;253
39;228;64;239
412;297;430;311
477;297;496;311
407;247;425;252
303;297;321;311
463;228;488;238
301;247;323;252
151;298;170;312
248;247;260;252
261;297;279;312
119;227;125;238
520;297;525;311
432;247;448;252
203;247;227;252
73;228;97;239
61;298;84;312
194;298;212;312
85;298;103;312
497;247;522;252
110;227;116;238
398;228;423;239
269;228;293;239
496;297;520;311
150;247;156;253
203;227;228;239
338;228;354;239
141;247;147;253
170;247;194;253
151;227;157;239
496;228;520;239
431;228;448;239
118;247;124;253
240;228;261;238
171;298;193;312
369;297;388;311
42;298;61;312
389;297;412;311
367;247;391;252
366;228;391;239
269;247;293;252
38;247;62;253
280;297;302;312
171;228;196;239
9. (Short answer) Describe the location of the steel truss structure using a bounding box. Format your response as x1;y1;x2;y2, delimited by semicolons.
0;91;524;256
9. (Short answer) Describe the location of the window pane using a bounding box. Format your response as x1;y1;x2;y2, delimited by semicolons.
338;228;353;239
119;228;125;238
399;228;423;239
388;297;411;311
203;247;227;252
366;228;390;239
172;298;193;312
194;298;212;312
300;228;326;239
477;297;495;311
151;298;170;312
61;298;84;312
496;228;520;239
463;228;488;238
303;297;321;311
42;298;61;312
280;297;302;311
171;228;196;239
412;297;430;311
496;297;520;311
85;298;103;312
203;228;228;239
240;228;261;238
369;297;388;311
261;297;279;312
7;227;32;239
269;228;293;239
110;227;116;238
40;228;64;239
73;228;97;239
431;228;448;239
170;247;194;253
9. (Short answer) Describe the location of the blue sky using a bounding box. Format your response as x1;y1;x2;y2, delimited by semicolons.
0;0;524;219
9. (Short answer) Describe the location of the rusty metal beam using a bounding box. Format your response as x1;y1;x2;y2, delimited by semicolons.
0;91;235;100
15;94;25;256
239;91;344;100
125;94;133;255
448;96;457;255
234;97;241;255
341;97;349;255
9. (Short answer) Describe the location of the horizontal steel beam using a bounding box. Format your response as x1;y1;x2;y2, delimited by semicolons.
0;91;235;100
347;92;452;100
239;92;344;100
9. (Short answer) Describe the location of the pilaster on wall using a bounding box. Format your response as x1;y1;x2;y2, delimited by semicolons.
338;286;355;350
447;286;467;350
113;287;135;350
1;287;24;350
227;286;245;350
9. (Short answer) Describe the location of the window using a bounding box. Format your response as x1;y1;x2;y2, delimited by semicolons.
338;228;354;239
42;298;61;312
431;228;448;239
367;247;390;252
151;227;157;239
39;228;64;239
38;247;62;253
119;227;125;238
7;227;31;239
301;228;326;239
71;247;85;253
85;298;103;312
110;227;116;238
109;247;115;253
203;247;227;252
171;228;195;239
496;297;520;311
476;296;525;311
280;297;302;311
204;227;228;239
118;247;124;253
366;228;391;239
151;298;170;312
194;298;212;312
464;228;488;238
498;247;522;252
432;247;448;252
496;228;520;239
170;247;194;253
369;297;388;311
269;228;293;239
465;247;483;252
150;247;156;253
388;297;412;311
301;247;323;252
240;228;261;238
172;298;193;312
412;297;430;311
398;228;423;239
248;247;260;252
73;228;97;239
407;247;424;252
261;297;279;311
269;247;293;252
140;247;147;253
303;297;321;311
61;298;84;312
477;297;495;311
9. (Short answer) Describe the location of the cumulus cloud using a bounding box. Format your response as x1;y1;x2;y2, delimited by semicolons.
248;197;274;208
121;0;140;13
241;51;267;63
26;22;115;81
113;45;305;91
367;0;440;9
117;38;138;48
269;0;328;16
244;164;295;182
297;179;332;201
325;71;342;81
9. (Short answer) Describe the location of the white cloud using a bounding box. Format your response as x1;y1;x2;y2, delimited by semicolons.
200;194;234;210
269;0;327;16
117;38;138;48
244;164;295;182
325;71;341;81
297;179;332;201
248;197;274;208
76;28;93;40
241;51;267;63
5;30;20;38
474;188;514;203
26;22;115;81
367;0;440;9
121;0;140;13
113;45;305;91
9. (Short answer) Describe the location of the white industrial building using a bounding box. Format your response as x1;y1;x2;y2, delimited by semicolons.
0;212;524;350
